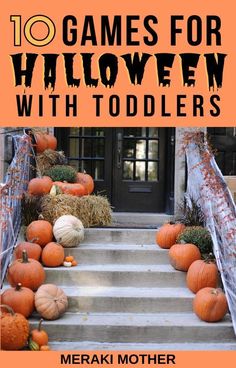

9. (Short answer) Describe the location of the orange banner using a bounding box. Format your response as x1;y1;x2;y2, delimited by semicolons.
1;351;236;368
0;0;236;126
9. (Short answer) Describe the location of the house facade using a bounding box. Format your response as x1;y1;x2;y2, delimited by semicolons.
54;127;236;215
1;127;236;215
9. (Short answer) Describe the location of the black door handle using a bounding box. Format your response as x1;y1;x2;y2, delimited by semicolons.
117;132;122;169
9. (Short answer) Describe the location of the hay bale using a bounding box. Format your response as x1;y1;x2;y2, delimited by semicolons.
40;194;112;227
36;149;67;175
40;194;77;223
76;195;112;227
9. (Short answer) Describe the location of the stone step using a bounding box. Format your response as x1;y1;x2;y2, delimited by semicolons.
45;264;186;287
112;212;173;227
49;341;236;351
64;286;194;313
82;228;157;245
64;244;169;264
29;312;234;343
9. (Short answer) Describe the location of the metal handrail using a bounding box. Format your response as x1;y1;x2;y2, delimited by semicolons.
0;134;32;288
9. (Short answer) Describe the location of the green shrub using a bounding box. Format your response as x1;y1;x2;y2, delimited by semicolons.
46;165;77;183
177;226;213;255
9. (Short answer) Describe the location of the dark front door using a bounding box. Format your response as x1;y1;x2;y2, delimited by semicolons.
208;128;236;175
112;128;166;212
56;128;173;213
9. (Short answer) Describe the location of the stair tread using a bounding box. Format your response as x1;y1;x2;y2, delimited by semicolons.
49;341;236;351
62;286;193;298
84;228;157;233
44;264;179;272
29;312;232;327
75;243;163;250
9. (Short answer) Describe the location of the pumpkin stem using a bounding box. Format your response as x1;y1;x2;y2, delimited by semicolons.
15;283;22;291
0;304;15;316
22;250;29;263
38;318;43;331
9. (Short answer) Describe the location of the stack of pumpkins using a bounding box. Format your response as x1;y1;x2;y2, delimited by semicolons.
0;214;84;350
156;223;228;323
29;131;94;198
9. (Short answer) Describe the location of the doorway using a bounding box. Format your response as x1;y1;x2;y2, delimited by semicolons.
55;127;175;213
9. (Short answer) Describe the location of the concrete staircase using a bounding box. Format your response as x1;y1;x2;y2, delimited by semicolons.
30;228;236;350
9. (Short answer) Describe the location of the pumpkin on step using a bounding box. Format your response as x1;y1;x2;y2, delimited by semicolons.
41;242;65;267
53;215;84;247
186;259;218;293
26;220;53;248
0;304;30;350
7;250;46;291
1;283;35;318
156;223;185;249
193;287;228;322
168;243;201;271
14;241;42;261
31;319;49;347
35;284;68;320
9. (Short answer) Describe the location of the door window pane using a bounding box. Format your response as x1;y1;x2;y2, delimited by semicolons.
136;140;146;159
94;160;104;180
69;138;79;157
149;128;159;138
82;138;105;158
123;161;134;180
148;161;158;181
123;140;135;158
93;128;105;137
69;128;80;136
135;161;146;181
148;140;159;160
123;128;146;137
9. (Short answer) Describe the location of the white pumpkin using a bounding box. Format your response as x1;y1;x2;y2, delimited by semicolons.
53;215;84;247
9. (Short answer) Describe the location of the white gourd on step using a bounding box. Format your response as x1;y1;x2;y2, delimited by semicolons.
53;215;84;247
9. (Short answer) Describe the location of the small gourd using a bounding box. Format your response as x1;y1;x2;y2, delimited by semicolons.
63;261;72;267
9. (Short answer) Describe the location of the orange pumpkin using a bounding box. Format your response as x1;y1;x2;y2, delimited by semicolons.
14;241;42;261
35;284;68;320
41;242;65;267
26;220;53;248
76;172;94;195
1;283;35;318
168;243;201;271
34;133;48;153
31;319;49;347
65;255;74;262
60;183;86;196
71;260;78;266
7;250;46;291
193;287;228;322
0;304;30;350
156;223;185;249
28;176;53;196
45;134;57;150
186;259;218;293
